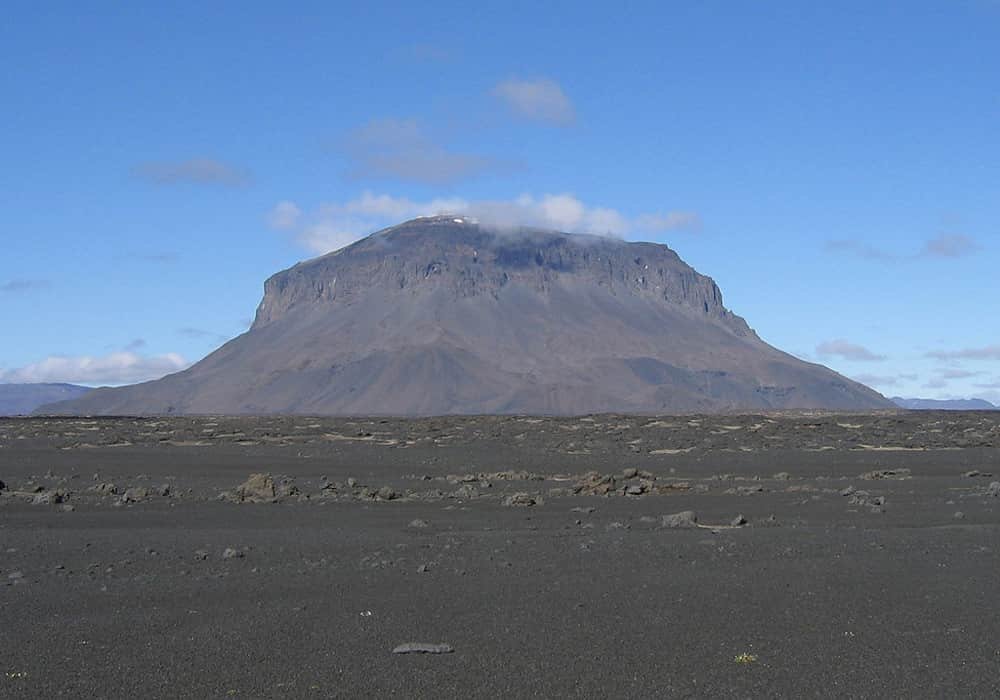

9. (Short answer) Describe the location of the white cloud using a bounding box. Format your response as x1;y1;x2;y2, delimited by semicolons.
492;78;575;126
267;201;302;230
132;158;251;187
272;192;701;254
0;352;188;386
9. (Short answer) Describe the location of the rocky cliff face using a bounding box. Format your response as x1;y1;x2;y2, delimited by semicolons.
42;217;892;415
254;217;751;335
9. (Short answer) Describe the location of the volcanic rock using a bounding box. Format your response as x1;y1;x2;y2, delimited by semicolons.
235;473;276;503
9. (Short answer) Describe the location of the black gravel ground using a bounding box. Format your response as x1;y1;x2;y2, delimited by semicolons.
2;412;999;698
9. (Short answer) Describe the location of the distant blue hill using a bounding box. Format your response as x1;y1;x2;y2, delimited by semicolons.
892;397;997;410
0;383;94;415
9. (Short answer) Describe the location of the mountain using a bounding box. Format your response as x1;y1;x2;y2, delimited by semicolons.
892;397;997;410
42;216;892;415
1;383;93;415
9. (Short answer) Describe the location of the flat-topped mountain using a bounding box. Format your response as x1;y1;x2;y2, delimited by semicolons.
43;216;892;415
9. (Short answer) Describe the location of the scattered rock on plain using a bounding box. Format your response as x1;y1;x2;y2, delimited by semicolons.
392;642;453;654
236;473;276;503
121;487;149;503
502;492;541;507
376;486;398;501
661;510;699;529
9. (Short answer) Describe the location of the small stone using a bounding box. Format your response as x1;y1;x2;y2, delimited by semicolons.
622;468;638;479
121;487;149;503
376;486;397;501
986;482;1000;498
731;514;747;527
570;506;595;514
661;511;699;529
773;472;792;480
625;484;645;496
954;511;965;520
157;484;171;497
502;492;541;507
235;473;276;503
417;564;429;573
194;549;209;560
347;478;358;488
408;519;429;528
222;547;244;560
58;504;75;512
840;486;856;497
392;642;453;654
964;470;980;477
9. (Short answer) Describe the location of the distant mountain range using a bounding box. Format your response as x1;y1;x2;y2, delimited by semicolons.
42;216;890;415
0;383;93;415
892;397;997;410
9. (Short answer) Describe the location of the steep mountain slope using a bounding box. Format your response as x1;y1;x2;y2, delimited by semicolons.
43;216;892;415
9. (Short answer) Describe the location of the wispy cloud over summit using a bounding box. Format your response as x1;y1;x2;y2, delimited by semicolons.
269;192;702;254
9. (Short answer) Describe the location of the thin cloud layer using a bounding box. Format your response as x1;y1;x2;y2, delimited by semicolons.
0;351;188;385
927;344;1000;360
816;339;886;362
851;373;901;388
343;119;502;185
132;158;252;187
1;279;50;293
268;192;702;254
827;234;980;262
267;201;302;230
492;78;575;126
920;234;978;258
178;327;230;343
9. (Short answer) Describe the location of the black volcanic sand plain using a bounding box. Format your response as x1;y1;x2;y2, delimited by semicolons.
2;412;1000;698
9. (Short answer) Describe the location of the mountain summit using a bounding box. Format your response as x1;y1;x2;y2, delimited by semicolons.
44;216;891;415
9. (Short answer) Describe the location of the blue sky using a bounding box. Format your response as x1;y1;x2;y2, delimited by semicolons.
2;0;998;401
